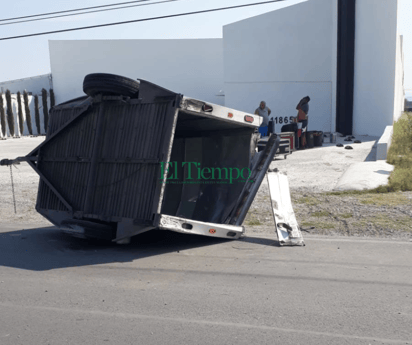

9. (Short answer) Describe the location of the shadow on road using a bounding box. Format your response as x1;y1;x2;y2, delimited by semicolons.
0;226;277;271
239;236;280;247
374;169;391;175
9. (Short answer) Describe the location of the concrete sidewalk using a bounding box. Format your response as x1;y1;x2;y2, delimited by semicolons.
335;160;394;191
271;134;393;192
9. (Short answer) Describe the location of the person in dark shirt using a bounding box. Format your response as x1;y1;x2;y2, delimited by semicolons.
296;96;310;148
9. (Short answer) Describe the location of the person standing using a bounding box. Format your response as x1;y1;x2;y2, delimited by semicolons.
296;96;310;148
255;101;271;136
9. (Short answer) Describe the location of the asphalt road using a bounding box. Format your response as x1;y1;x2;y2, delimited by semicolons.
0;224;411;345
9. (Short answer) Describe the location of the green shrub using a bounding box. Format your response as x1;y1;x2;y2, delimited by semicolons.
387;112;412;164
387;112;412;191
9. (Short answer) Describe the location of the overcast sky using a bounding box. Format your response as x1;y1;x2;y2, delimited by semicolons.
1;0;411;97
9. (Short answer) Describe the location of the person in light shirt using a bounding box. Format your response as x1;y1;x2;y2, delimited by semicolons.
254;101;271;127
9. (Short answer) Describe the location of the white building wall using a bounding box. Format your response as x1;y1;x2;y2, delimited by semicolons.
353;0;398;136
49;39;224;105
0;74;52;95
223;0;336;134
393;34;405;122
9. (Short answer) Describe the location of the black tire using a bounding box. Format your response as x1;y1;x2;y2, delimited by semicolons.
83;73;139;98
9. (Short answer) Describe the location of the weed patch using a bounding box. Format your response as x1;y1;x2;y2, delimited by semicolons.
386;112;412;191
246;218;262;226
337;213;353;219
356;192;410;206
311;211;330;217
353;215;412;231
301;221;335;230
295;196;319;206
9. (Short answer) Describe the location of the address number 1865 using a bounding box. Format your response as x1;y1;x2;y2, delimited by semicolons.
273;116;295;124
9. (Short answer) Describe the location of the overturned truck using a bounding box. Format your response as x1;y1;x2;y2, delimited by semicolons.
1;74;289;244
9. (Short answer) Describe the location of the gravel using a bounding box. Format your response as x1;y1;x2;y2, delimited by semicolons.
243;134;412;240
245;183;412;240
0;137;48;226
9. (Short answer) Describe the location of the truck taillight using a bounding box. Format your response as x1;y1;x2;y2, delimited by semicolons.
244;115;254;123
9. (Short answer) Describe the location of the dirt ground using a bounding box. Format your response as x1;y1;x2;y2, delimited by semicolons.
245;180;412;240
244;138;412;240
0;137;46;225
1;136;411;240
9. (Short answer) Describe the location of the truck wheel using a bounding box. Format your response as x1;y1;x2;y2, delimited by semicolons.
83;73;140;98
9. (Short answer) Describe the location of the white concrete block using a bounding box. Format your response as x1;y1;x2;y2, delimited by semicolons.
376;125;393;160
334;161;394;191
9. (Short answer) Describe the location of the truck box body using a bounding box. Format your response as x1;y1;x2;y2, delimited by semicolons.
5;76;280;242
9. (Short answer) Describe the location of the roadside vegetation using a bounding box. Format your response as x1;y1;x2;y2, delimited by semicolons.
234;114;412;237
294;127;412;234
245;187;412;238
325;112;412;194
293;191;412;237
385;112;412;191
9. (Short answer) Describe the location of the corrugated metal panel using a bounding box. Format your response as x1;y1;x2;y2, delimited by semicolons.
37;104;99;211
37;104;93;212
90;101;174;219
36;98;177;222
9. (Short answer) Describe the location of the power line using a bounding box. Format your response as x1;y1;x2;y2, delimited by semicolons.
0;0;179;27
0;0;285;41
0;0;158;23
